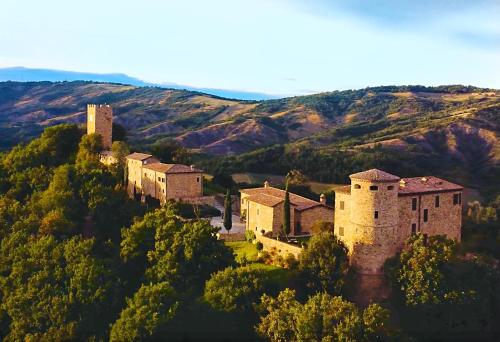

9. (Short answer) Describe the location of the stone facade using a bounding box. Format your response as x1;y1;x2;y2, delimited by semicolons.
87;104;113;149
334;169;463;274
125;153;203;203
126;153;159;197
240;184;333;237
257;235;303;258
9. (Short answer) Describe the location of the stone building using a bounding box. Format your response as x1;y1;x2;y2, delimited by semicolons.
126;152;203;203
334;169;463;274
240;182;333;236
87;104;113;149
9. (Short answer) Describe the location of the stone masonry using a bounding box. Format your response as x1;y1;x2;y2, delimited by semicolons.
87;104;113;149
240;182;333;237
334;169;463;274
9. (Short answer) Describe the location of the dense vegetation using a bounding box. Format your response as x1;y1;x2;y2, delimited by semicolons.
0;124;498;341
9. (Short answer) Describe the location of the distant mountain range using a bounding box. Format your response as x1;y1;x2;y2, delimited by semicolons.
0;67;277;101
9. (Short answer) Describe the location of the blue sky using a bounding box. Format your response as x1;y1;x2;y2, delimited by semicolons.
0;0;499;96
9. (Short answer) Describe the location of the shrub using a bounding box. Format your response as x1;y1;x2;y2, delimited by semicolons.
256;241;264;251
245;230;256;242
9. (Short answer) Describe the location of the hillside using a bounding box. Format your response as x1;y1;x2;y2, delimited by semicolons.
0;81;498;193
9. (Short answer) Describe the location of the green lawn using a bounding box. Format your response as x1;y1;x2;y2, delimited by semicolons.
225;241;258;263
245;263;292;288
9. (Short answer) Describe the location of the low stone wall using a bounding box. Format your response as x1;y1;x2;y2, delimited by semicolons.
217;232;245;242
257;236;303;258
180;196;215;206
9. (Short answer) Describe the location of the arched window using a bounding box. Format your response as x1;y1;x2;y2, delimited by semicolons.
387;185;394;190
369;185;378;191
354;184;361;189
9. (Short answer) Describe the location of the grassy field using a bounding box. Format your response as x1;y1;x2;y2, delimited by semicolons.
225;241;259;262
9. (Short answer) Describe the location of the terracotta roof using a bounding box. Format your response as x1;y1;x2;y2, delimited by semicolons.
398;176;463;196
350;169;400;182
240;186;328;211
143;163;202;174
126;152;154;161
334;185;351;194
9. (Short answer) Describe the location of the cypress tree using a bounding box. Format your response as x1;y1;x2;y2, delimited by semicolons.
224;189;232;234
283;180;291;239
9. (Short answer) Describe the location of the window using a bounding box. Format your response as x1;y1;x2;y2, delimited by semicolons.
374;211;379;219
412;198;417;211
144;172;147;177
257;209;259;215
354;184;361;189
453;193;462;205
411;223;417;235
435;195;440;208
197;177;200;183
339;226;344;236
158;177;161;182
340;201;345;210
162;178;165;182
369;185;378;191
388;185;394;190
423;209;428;222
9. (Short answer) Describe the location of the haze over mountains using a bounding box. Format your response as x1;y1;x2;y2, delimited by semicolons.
0;67;277;101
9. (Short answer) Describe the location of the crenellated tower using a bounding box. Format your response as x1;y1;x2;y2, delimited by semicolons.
87;104;113;149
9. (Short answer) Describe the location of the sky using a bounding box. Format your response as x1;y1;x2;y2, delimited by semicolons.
0;0;499;96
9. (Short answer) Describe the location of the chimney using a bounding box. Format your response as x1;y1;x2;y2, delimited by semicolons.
190;165;195;171
264;181;269;188
421;177;428;183
320;194;326;205
399;179;406;188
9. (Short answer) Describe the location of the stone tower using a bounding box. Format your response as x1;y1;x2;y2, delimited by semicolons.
87;104;113;149
347;169;400;274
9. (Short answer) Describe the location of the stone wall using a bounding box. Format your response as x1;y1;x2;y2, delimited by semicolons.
126;159;144;197
166;172;203;200
398;191;462;242
257;235;303;258
245;201;275;235
298;206;334;234
87;104;112;149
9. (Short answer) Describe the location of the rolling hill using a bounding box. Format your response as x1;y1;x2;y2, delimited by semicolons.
0;81;498;195
1;81;498;156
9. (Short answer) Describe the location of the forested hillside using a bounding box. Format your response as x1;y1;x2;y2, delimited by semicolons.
1;81;498;198
0;125;498;340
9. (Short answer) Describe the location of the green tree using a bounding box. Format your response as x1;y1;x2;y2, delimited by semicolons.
282;180;291;238
224;189;232;234
110;282;179;342
146;218;235;293
204;266;266;313
111;140;130;185
298;232;349;294
257;289;398;342
393;234;500;337
75;133;103;170
0;235;114;341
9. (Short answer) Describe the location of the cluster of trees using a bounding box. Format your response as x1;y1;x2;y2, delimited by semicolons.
0;123;498;341
387;234;500;340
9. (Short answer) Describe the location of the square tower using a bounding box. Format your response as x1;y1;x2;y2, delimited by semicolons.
87;104;113;149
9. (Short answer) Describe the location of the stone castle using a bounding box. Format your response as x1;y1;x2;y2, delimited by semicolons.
334;169;463;274
86;104;203;203
86;104;464;274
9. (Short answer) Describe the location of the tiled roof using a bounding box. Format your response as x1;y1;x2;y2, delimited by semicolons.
126;152;154;161
398;176;463;195
350;169;400;182
334;185;351;194
240;186;327;211
143;163;202;174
